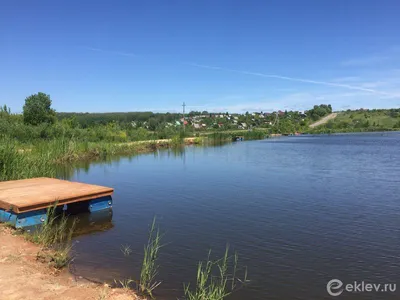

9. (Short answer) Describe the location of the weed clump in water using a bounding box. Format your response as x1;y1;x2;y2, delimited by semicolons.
121;244;132;257
139;217;162;298
184;246;249;300
115;217;163;298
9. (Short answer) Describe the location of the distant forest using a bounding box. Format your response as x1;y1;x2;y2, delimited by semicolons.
57;111;182;128
57;104;333;128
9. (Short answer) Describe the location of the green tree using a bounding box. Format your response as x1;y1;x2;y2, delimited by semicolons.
306;104;332;120
23;92;56;125
0;105;11;115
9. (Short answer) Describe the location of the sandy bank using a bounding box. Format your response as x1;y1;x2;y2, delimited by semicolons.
309;113;338;128
0;225;142;300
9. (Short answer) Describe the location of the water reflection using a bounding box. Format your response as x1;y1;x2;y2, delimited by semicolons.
71;210;114;238
56;155;131;180
55;140;233;180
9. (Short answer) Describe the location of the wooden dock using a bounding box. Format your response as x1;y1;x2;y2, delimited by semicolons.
0;177;114;228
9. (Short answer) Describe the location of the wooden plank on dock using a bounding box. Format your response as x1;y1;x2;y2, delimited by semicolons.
0;178;113;213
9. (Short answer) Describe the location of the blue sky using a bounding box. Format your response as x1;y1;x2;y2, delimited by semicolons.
1;0;400;113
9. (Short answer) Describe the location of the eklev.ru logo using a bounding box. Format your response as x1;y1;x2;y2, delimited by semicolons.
327;279;396;296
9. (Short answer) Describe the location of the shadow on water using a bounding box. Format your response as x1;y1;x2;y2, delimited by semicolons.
23;208;114;240
70;210;114;238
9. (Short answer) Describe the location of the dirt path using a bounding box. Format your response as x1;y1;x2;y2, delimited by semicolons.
122;137;198;146
0;225;141;300
309;113;337;128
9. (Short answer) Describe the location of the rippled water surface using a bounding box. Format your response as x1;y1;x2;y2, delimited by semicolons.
70;132;400;299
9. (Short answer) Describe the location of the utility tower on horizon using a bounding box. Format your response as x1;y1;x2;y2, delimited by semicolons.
182;102;186;132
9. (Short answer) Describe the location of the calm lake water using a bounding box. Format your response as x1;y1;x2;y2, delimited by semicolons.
68;132;400;299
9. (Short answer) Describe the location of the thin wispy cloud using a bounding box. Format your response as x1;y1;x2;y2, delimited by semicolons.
341;55;390;67
79;46;395;97
187;63;395;96
200;93;317;113
199;90;400;113
341;46;400;67
81;46;139;58
77;46;400;111
331;76;361;83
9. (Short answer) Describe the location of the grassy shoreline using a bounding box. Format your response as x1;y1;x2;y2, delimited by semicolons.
1;132;273;181
0;137;198;181
4;125;399;182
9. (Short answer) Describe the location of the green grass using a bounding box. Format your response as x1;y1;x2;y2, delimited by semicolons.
335;111;398;128
25;204;76;269
184;246;248;300
114;219;251;300
0;119;269;182
139;217;162;298
205;130;268;143
170;134;184;147
27;205;73;246
0;137;182;182
114;278;135;290
309;109;400;133
0;138;56;181
116;218;163;297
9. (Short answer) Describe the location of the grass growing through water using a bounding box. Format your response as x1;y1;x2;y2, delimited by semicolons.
206;130;267;144
242;130;267;140
184;246;248;300
115;221;251;300
139;217;162;298
121;244;133;257
25;204;76;269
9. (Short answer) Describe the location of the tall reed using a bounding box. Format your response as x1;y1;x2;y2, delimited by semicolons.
139;217;162;298
0;137;56;181
184;246;248;300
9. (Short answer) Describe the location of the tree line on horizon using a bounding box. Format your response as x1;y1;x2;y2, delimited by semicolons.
1;92;333;134
56;103;334;132
1;92;399;142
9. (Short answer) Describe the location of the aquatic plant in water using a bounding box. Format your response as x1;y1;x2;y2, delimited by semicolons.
139;217;163;298
184;246;249;300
